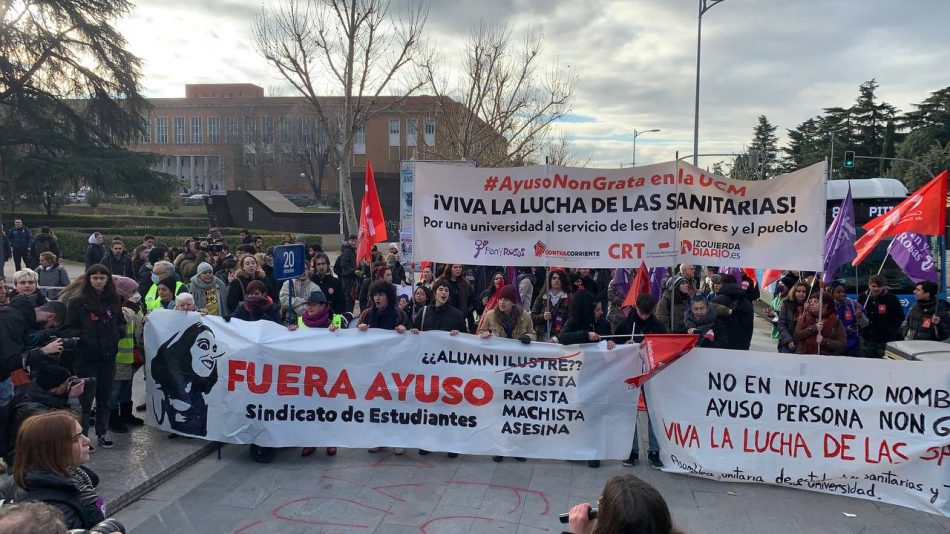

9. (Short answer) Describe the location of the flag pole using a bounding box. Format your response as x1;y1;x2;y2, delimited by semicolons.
816;273;823;356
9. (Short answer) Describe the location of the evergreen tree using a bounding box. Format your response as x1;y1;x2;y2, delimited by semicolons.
0;0;177;212
749;115;780;179
846;79;899;177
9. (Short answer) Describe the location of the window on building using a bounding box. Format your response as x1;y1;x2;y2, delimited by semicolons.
279;117;291;144
407;118;417;147
261;116;273;144
140;117;151;144
156;117;168;144
208;116;220;144
424;118;435;146
388;119;400;147
243;116;255;144
173;117;185;144
226;116;239;143
354;123;366;154
191;116;202;144
299;117;310;144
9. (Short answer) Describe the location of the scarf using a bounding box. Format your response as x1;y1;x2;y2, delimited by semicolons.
495;307;520;338
244;294;272;312
684;309;716;334
799;303;839;354
302;305;331;328
368;305;398;330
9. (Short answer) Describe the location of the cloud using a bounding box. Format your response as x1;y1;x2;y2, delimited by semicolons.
122;0;950;168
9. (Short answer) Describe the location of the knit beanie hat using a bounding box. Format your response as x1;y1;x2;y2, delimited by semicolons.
36;365;71;390
157;277;177;293
196;262;214;275
112;275;139;299
497;285;518;303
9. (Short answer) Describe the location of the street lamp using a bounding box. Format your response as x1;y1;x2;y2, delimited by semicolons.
632;128;660;168
692;0;725;166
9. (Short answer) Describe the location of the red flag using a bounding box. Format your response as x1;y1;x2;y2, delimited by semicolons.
853;170;948;265
741;268;758;285
625;334;698;388
760;269;782;288
622;262;651;310
356;160;387;266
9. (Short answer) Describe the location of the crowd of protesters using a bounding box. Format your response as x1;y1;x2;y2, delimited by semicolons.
1;221;947;480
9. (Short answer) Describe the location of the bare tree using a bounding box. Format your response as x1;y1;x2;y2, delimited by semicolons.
423;21;576;166
254;0;429;236
544;131;591;167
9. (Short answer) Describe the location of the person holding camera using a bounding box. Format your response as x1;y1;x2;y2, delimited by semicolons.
0;411;111;530
0;501;125;534
563;474;681;534
60;265;126;450
0;296;67;399
3;365;84;465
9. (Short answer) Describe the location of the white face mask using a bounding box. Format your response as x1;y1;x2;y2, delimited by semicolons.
128;293;142;304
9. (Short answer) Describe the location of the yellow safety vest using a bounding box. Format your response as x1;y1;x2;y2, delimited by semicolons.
145;280;184;312
116;314;136;365
297;314;343;329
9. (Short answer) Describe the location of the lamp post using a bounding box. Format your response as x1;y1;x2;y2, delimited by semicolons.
692;0;724;166
632;128;660;168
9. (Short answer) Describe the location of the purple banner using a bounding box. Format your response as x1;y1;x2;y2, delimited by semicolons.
822;186;856;284
888;232;938;283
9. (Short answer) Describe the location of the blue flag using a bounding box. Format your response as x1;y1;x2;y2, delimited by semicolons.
822;186;856;284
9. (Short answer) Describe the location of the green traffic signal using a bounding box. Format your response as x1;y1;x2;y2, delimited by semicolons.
843;151;855;168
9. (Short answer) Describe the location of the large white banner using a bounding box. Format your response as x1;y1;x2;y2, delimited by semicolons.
412;160;827;270
143;310;641;459
645;348;950;517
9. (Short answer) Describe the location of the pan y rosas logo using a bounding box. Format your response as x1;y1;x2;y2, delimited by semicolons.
473;240;526;260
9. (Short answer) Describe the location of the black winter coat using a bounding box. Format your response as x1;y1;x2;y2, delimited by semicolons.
311;272;345;314
0;467;105;529
613;312;668;344
61;297;126;362
558;316;612;345
412;303;466;332
902;298;950;341
713;282;754;350
83;243;104;270
858;289;904;343
99;252;135;278
231;301;282;324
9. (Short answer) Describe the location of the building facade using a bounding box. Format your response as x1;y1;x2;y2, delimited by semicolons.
131;84;466;198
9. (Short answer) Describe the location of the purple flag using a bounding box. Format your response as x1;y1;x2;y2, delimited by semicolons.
612;267;631;298
888;232;938;283
822;186;856;284
649;267;668;300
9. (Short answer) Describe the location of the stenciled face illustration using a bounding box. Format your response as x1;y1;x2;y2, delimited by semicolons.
190;329;223;378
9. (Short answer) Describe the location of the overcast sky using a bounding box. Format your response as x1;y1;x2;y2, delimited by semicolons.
117;0;950;169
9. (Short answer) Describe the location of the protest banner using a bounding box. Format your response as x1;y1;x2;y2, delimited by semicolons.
412;160;827;270
143;310;642;459
644;348;950;517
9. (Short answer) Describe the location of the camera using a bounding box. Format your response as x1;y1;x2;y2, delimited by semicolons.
60;337;80;351
68;517;126;533
558;506;597;524
194;236;225;254
69;376;96;389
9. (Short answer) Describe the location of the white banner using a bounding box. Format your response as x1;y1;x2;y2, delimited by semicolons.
412;160;827;270
143;310;641;459
645;348;950;517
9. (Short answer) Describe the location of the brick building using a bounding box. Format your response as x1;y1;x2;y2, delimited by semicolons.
130;83;474;199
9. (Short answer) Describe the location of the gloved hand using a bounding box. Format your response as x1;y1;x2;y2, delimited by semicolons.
519;335;531;345
354;269;362;277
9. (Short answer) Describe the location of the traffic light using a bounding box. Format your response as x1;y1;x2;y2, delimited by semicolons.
843;151;855;168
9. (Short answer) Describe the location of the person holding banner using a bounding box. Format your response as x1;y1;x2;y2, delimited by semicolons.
776;282;810;354
531;270;570;342
410;280;464;459
477;284;532;463
611;293;666;469
794;292;846;355
357;280;411;333
226;255;268;316
437;264;476;333
857;275;904;358
830;281;868;357
656;277;693;333
409;286;431;322
358;264;391;312
711;274;753;350
683;296;728;349
231;281;281;324
902;281;950;341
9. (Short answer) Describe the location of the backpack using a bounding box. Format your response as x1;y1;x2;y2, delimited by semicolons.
33;238;51;256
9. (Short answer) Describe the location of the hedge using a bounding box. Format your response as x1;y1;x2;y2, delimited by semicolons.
2;213;207;230
55;230;322;263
